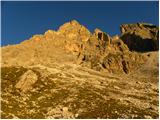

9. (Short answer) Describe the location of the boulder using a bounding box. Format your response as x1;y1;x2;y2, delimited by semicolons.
15;70;38;92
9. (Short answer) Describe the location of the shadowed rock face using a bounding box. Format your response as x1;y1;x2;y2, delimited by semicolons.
120;23;159;52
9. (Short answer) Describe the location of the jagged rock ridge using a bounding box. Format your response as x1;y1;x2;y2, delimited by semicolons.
1;20;159;119
2;20;158;74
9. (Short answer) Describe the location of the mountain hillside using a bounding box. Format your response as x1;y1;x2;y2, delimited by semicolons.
1;20;159;119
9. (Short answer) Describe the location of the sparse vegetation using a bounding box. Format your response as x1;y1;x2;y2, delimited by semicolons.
1;63;159;118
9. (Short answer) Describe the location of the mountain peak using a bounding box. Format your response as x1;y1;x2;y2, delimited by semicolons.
57;20;91;42
70;19;80;26
58;19;82;32
94;28;103;34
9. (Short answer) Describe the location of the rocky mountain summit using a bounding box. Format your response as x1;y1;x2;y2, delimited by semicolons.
2;20;158;73
1;20;159;119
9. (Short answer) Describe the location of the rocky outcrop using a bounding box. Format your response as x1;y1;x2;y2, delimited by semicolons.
120;23;159;52
58;20;91;42
1;20;159;74
15;70;38;92
102;52;147;74
94;28;111;45
46;106;76;119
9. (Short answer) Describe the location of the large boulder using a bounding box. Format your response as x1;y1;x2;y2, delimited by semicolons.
120;23;159;52
15;70;38;92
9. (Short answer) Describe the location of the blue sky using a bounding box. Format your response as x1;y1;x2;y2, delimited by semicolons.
1;1;159;46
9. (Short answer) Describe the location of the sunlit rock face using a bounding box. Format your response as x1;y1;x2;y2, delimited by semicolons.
1;20;159;74
58;20;91;42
